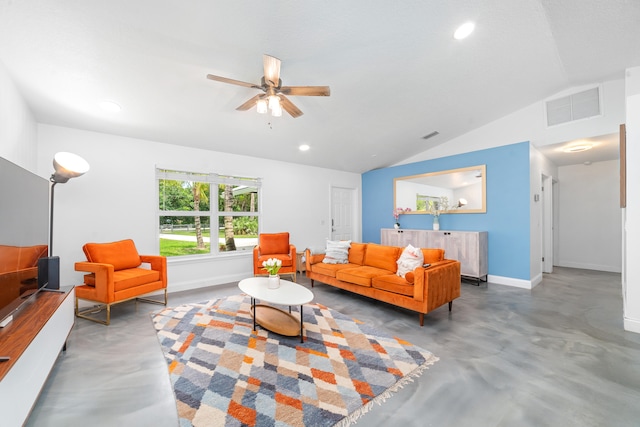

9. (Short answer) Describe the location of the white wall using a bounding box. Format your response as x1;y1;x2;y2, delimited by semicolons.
557;160;621;272
624;67;640;333
36;124;361;292
0;60;37;170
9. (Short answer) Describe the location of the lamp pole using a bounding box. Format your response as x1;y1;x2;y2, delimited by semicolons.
49;180;57;257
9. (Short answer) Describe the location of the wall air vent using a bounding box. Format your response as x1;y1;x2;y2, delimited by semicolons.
422;131;440;140
545;86;601;127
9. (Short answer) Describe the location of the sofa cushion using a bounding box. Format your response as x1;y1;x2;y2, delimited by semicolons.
323;240;351;264
348;242;367;265
363;244;400;272
259;233;290;256
336;266;393;287
83;239;142;271
372;274;414;297
396;244;424;278
84;267;160;292
312;262;360;278
421;248;445;263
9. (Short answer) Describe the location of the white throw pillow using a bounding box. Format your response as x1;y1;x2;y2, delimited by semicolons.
396;244;424;278
322;240;351;264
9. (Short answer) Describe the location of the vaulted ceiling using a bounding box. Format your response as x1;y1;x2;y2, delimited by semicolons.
1;1;639;173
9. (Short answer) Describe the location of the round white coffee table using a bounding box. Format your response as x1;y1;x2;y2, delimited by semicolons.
238;277;314;343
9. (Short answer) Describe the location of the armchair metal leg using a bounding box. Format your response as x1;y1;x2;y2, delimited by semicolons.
75;289;167;326
75;297;111;325
136;288;168;306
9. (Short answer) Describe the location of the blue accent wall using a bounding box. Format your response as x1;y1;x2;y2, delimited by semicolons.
362;141;531;280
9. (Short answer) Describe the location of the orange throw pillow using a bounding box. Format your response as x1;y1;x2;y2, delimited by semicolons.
259;233;290;255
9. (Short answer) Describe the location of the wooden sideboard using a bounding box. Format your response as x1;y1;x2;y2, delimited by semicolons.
0;287;74;426
381;228;488;281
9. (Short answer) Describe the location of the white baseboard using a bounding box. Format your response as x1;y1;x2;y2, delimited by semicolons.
557;260;622;273
487;274;537;289
624;316;640;334
167;273;248;294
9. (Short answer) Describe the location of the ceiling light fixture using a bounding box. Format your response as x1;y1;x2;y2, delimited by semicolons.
299;144;310;152
454;22;475;40
563;144;593;153
271;102;283;117
99;100;121;113
260;94;283;117
256;99;268;114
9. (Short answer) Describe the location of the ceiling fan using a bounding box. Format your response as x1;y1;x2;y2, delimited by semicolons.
206;54;330;118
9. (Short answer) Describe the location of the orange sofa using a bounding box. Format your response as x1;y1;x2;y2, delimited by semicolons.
305;243;461;325
74;239;167;325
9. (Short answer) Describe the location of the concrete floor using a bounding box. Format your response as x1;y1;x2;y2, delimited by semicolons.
26;267;640;427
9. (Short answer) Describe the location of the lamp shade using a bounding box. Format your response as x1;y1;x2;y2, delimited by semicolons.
51;152;90;183
256;99;268;114
271;103;283;117
268;95;280;111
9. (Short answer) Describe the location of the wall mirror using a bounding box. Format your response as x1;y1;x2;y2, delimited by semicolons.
394;165;486;214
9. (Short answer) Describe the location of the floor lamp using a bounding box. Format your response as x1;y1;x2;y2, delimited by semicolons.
44;152;90;290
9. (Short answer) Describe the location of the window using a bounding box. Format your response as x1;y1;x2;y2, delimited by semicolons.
157;169;260;257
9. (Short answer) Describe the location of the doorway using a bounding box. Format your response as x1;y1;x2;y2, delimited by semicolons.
542;174;554;273
330;187;355;241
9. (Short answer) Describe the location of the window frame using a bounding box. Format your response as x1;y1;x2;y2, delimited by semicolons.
156;168;261;259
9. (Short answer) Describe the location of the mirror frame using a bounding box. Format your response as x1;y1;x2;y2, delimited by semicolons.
394;165;487;214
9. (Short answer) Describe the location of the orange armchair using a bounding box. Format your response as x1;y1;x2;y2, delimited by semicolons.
252;232;297;282
74;239;167;325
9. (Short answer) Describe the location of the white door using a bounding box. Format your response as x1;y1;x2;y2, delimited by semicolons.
331;187;353;241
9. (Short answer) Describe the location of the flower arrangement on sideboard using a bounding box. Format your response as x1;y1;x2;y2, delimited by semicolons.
426;197;449;230
393;207;411;229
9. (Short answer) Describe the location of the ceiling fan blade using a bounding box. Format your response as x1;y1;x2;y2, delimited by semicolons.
263;54;281;87
279;95;304;118
236;94;265;111
280;86;331;96
207;74;261;89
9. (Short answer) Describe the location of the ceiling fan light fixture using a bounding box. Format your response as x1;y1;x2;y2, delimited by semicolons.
271;103;283;117
268;95;280;111
256;99;268;114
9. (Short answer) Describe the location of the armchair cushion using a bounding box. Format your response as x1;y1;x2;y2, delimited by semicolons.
83;239;142;271
258;233;290;256
84;268;161;292
256;254;294;268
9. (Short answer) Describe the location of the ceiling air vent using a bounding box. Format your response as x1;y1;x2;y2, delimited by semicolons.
545;87;601;127
422;131;439;140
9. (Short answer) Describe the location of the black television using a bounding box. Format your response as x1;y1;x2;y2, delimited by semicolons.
0;156;50;327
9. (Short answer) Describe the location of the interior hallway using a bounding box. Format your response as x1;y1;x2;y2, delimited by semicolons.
26;267;640;427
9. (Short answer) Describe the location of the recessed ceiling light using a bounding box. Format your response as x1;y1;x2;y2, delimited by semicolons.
99;100;122;113
299;144;310;152
563;144;592;153
454;22;475;40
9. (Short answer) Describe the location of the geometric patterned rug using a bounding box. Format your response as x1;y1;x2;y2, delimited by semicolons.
152;294;438;427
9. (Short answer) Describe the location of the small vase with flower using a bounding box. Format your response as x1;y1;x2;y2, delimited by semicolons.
393;207;411;229
427;197;449;231
262;258;282;289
